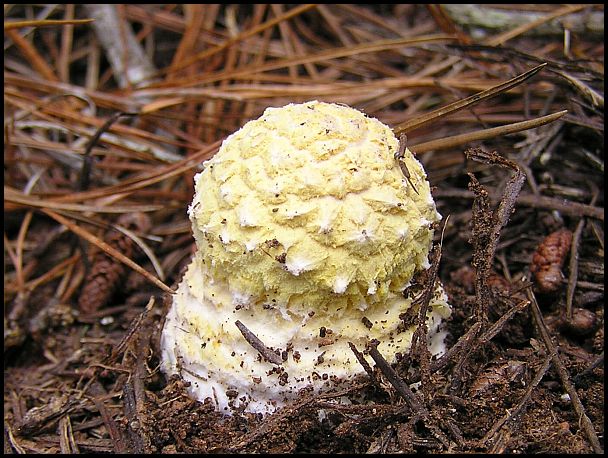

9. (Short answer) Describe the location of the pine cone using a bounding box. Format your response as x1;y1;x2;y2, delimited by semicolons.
530;228;573;294
77;213;151;314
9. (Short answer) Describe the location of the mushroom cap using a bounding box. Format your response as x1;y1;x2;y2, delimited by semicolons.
189;100;441;316
161;101;451;414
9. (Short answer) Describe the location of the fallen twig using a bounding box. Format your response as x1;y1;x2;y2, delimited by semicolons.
235;320;283;365
366;340;450;448
87;381;129;454
434;188;605;221
79;111;138;191
105;296;155;364
466;148;526;325
347;342;375;380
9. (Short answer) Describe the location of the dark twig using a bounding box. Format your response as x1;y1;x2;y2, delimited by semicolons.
57;416;79;454
122;304;153;454
235;320;283;365
405;321;482;385
87;381;129;454
452;151;525;392
122;383;143;452
466;173;493;326
314;400;401;414
447;298;530;396
367;340;426;413
348;342;375;380
467;149;526;276
15;396;80;437
367;340;450;448
407;216;448;399
565;219;584;320
477;299;530;345
466;148;526;327
434;188;605;221
78;111;138;192
228;383;369;452
588;220;604;250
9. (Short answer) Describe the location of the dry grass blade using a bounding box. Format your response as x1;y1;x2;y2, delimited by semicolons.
484;4;588;46
393;63;547;135
159;4;318;76
147;34;457;90
47;140;221;204
4;188;164;213
4;18;94;30
411;110;567;153
42;209;173;294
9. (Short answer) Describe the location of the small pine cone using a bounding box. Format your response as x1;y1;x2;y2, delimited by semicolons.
77;213;151;314
78;256;126;314
530;228;573;294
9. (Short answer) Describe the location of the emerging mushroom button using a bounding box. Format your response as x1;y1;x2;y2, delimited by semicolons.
160;101;451;415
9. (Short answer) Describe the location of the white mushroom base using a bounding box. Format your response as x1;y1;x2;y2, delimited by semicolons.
160;257;451;415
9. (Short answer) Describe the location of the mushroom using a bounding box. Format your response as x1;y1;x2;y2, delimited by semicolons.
160;101;451;415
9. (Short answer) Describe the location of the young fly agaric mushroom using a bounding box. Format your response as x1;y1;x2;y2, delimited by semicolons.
160;101;451;415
